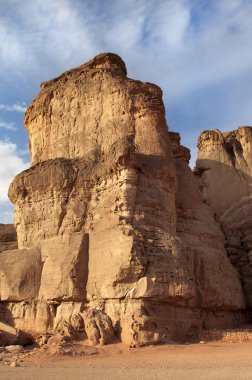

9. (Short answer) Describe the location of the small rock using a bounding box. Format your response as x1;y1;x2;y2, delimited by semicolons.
10;361;20;367
36;333;52;346
5;345;24;353
47;333;71;346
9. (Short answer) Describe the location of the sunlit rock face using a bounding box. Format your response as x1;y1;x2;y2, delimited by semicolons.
196;127;252;310
0;53;246;347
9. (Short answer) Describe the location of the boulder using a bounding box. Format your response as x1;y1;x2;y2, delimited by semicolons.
82;309;115;345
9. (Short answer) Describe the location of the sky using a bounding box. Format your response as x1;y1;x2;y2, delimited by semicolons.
0;0;252;223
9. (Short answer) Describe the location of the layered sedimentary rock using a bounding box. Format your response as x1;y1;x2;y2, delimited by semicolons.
0;224;17;252
0;53;246;346
196;127;252;312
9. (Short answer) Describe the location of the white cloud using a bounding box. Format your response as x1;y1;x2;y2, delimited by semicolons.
0;19;25;71
0;202;14;224
17;145;30;157
0;120;17;131
1;0;252;102
0;0;98;84
0;140;29;203
0;103;27;112
0;139;29;223
0;0;252;220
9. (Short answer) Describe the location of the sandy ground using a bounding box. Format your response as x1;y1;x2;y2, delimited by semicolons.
1;341;252;380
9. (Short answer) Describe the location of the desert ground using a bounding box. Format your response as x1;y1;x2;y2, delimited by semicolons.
1;341;252;380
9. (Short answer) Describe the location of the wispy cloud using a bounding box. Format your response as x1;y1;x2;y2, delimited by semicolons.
0;120;17;131
0;138;29;223
0;202;14;224
0;0;252;221
17;145;29;157
0;103;27;112
0;139;29;203
1;0;252;101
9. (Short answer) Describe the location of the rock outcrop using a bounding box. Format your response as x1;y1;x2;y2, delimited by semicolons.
0;224;17;252
82;309;115;345
0;53;247;346
196;127;252;312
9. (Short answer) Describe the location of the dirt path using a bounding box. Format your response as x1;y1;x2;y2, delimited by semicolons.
1;341;252;380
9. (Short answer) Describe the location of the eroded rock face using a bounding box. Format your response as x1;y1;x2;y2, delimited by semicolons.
170;132;244;310
196;127;252;311
82;309;114;345
0;224;17;252
0;53;247;346
0;247;42;301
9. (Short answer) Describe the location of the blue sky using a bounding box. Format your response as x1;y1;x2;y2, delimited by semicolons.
1;0;252;223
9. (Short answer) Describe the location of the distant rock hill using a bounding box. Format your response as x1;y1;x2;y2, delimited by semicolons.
0;53;251;347
0;224;17;252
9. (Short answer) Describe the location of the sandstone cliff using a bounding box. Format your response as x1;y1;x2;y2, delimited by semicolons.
0;53;246;346
196;127;252;312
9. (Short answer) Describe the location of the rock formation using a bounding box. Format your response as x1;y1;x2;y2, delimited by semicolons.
0;224;17;252
196;127;252;313
0;53;248;347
